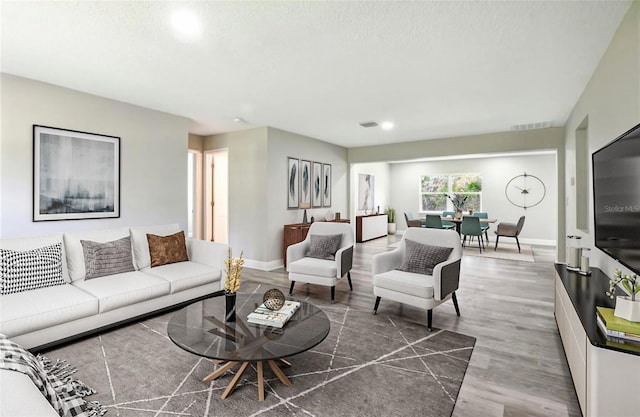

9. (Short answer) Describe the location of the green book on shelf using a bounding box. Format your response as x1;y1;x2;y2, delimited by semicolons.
596;306;640;336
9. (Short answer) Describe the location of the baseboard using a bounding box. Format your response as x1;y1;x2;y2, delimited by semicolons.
244;258;284;271
518;238;556;246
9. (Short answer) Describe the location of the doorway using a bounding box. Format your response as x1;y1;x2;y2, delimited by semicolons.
205;148;229;243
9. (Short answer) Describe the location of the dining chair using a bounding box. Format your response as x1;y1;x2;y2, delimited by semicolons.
494;216;526;252
404;212;423;228
460;216;484;252
425;214;454;230
442;211;456;230
473;212;490;242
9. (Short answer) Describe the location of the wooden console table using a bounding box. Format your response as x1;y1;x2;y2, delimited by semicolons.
355;214;387;243
554;264;640;417
283;220;350;265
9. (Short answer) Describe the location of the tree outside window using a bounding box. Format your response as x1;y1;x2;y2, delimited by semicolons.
420;173;482;212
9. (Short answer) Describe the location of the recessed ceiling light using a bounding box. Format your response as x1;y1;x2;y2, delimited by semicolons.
381;121;394;131
233;117;247;124
170;8;202;41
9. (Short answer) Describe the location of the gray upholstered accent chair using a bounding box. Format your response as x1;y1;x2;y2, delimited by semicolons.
372;228;462;331
494;216;526;252
287;222;354;303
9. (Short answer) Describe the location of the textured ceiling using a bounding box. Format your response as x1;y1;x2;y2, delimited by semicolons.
0;1;632;147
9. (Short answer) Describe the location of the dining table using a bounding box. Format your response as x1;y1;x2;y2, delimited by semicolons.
440;216;497;234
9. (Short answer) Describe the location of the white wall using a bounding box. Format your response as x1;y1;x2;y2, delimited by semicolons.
564;3;640;273
204;126;348;269
350;162;390;219
389;153;557;244
0;74;190;238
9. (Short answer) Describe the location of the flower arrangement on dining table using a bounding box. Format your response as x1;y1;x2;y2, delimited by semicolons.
224;248;244;294
447;194;468;212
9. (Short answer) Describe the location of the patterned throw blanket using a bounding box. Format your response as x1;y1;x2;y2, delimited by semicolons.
0;334;106;417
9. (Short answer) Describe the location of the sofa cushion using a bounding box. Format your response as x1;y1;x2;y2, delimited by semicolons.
306;234;342;260
1;243;65;295
288;257;337;278
0;234;70;283
374;270;435;299
73;271;170;313
398;240;453;275
81;236;135;280
130;224;181;270
143;261;221;293
64;228;131;282
0;370;59;417
0;284;98;337
147;231;188;267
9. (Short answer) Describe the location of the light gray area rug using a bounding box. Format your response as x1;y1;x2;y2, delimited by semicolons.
389;240;535;262
44;301;475;417
462;242;535;262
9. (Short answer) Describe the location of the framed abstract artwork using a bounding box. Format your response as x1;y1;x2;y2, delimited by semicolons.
312;161;322;207
287;157;299;209
358;173;375;212
33;125;120;221
322;163;332;207
299;160;311;208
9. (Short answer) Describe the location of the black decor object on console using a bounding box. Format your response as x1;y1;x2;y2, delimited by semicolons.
592;122;640;274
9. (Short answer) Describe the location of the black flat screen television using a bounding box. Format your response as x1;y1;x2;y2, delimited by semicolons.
592;122;640;274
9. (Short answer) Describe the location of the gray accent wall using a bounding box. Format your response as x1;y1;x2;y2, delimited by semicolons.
0;74;190;238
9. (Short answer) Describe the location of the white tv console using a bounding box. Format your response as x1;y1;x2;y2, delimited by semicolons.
554;264;640;417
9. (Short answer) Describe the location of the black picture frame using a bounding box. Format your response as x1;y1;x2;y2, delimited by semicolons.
33;125;120;221
287;157;299;209
322;163;332;207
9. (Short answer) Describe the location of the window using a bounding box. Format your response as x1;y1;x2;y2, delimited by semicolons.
420;173;482;212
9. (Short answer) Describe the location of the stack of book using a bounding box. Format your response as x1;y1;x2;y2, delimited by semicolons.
247;300;301;328
596;306;640;352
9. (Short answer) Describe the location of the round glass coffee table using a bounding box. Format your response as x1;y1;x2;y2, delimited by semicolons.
167;293;330;401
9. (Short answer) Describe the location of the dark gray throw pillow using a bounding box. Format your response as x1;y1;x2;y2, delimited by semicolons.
397;239;453;275
307;234;343;260
81;236;135;280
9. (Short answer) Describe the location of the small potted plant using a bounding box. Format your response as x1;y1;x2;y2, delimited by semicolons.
386;207;396;235
607;268;640;322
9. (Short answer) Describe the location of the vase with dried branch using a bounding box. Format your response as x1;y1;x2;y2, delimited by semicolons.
224;248;244;322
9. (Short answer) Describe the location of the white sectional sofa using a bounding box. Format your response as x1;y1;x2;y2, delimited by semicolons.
1;224;227;416
0;224;227;350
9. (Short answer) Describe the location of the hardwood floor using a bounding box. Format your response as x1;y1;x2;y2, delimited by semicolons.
243;234;581;417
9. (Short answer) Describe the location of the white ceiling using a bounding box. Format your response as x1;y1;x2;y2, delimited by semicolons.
0;1;631;148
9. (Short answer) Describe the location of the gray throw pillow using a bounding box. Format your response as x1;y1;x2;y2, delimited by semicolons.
0;243;65;295
397;239;453;275
307;234;343;260
81;236;135;280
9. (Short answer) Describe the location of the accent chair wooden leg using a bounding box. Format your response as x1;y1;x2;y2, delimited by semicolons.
516;237;521;252
331;286;335;304
494;236;499;251
347;271;353;291
373;296;381;314
452;292;460;316
289;281;295;295
427;309;433;331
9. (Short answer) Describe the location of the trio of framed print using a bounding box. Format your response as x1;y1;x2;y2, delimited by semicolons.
287;157;331;209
